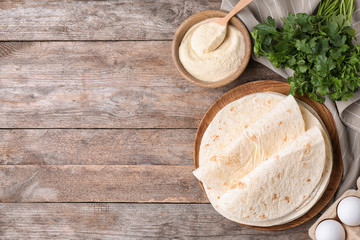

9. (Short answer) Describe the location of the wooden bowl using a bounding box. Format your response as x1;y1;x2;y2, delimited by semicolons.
194;80;343;230
172;10;252;88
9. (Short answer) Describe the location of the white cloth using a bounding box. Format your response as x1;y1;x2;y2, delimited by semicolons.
221;0;360;198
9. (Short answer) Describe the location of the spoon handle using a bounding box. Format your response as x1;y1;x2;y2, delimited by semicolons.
222;0;254;24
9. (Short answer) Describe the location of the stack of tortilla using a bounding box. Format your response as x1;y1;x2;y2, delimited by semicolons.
194;93;332;226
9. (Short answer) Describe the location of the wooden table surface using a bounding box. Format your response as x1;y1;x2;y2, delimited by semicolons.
0;1;315;239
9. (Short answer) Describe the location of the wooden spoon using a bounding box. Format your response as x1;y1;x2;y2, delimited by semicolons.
191;0;254;55
210;0;254;27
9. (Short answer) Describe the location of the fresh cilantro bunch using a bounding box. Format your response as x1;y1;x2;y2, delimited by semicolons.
252;0;360;102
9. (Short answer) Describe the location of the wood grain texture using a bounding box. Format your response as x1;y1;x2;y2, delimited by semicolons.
0;129;195;165
194;80;343;231
0;0;316;238
0;41;284;128
0;0;220;41
0;203;316;239
0;165;207;203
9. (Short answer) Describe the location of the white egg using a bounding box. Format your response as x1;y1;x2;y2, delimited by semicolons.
337;196;360;226
315;220;345;240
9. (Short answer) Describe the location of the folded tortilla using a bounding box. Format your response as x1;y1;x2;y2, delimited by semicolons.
218;126;326;222
193;95;305;191
232;101;333;226
196;92;332;226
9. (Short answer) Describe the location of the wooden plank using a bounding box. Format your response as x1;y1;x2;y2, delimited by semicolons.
0;165;207;203
0;129;195;165
0;203;315;239
0;0;220;41
0;41;284;128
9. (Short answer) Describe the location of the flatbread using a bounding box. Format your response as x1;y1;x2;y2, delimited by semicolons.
218;126;326;222
193;95;305;191
232;100;333;226
196;92;332;226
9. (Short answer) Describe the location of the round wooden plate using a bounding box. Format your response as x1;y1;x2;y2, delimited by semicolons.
194;80;343;231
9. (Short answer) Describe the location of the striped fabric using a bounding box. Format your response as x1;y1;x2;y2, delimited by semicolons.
221;0;360;198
